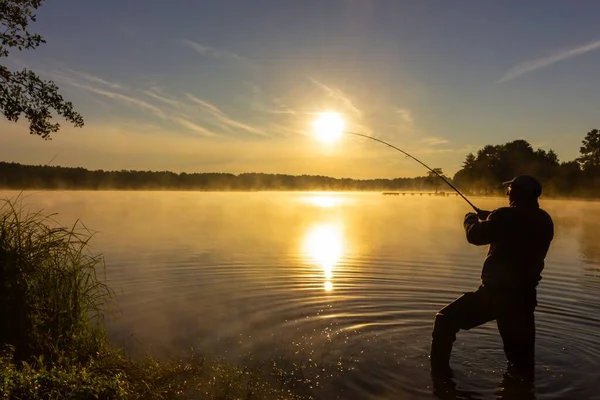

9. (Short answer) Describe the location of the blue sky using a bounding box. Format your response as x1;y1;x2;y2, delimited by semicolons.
2;0;600;178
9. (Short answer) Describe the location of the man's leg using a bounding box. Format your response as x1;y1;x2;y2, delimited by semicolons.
430;287;495;372
496;309;536;379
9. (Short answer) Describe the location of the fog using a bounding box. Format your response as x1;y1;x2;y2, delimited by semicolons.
2;190;599;399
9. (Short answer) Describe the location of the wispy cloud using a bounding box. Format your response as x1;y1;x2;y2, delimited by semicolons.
390;107;448;147
186;93;268;136
185;94;225;117
412;146;464;156
267;123;307;137
499;39;600;83
66;69;125;90
396;108;413;124
55;68;274;138
180;39;254;67
242;83;298;115
170;117;219;137
58;73;221;137
142;89;185;109
420;136;449;146
65;79;165;118
308;77;362;118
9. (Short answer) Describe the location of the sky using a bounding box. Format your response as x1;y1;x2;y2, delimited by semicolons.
2;0;600;179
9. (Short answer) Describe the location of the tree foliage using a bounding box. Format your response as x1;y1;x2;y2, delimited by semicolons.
426;168;445;193
453;131;599;197
0;162;446;191
577;129;600;176
1;0;84;139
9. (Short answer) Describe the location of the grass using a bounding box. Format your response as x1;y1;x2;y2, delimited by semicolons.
0;346;303;399
0;196;309;399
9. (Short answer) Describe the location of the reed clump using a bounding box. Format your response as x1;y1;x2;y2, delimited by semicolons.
0;197;306;399
0;197;111;364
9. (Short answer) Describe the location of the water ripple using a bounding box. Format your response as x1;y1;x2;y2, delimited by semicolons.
5;190;599;399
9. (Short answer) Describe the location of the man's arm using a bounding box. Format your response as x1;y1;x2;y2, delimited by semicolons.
464;209;506;246
477;209;492;220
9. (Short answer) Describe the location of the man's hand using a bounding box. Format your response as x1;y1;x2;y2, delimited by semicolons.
464;212;479;225
477;209;492;220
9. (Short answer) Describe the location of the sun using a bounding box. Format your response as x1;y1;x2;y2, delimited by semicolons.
313;112;345;144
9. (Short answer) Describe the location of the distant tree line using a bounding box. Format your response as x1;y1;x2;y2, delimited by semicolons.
453;129;600;197
0;162;442;191
1;129;598;196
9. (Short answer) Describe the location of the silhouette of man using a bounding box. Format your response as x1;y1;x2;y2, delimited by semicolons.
430;175;554;378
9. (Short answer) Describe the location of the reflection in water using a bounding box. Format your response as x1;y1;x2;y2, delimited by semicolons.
431;370;536;400
302;194;347;208
495;371;536;400
303;223;344;291
430;372;478;400
578;215;600;292
580;218;600;265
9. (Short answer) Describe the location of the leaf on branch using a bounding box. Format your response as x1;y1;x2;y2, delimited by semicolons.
1;0;84;138
1;0;46;58
1;68;85;139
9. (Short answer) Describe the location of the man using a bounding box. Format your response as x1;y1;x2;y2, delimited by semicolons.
429;175;554;378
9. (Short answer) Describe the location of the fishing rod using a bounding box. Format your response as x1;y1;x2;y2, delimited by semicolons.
345;131;481;213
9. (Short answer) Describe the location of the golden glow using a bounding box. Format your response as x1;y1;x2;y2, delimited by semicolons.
313;112;345;144
305;195;339;208
303;222;344;291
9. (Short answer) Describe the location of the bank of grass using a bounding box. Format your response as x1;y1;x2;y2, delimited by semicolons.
0;197;307;399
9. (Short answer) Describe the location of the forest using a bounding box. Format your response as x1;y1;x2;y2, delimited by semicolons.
0;162;434;191
453;129;599;197
1;129;598;196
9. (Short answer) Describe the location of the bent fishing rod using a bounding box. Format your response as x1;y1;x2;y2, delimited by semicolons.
345;131;481;213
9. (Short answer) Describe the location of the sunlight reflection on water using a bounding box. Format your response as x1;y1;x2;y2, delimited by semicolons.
303;221;344;292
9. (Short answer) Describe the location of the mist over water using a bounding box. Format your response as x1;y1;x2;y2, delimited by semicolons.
3;190;599;399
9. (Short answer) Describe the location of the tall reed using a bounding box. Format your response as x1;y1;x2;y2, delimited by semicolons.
0;196;113;363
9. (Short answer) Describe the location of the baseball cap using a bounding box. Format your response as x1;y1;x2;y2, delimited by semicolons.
502;175;542;197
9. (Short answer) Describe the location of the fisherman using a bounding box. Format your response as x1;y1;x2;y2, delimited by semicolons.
429;175;554;377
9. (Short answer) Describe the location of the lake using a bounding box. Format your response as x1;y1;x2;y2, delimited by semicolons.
2;190;599;399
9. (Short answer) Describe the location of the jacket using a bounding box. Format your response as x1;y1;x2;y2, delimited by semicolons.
464;204;554;291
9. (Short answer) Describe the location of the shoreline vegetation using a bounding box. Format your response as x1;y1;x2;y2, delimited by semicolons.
2;135;599;198
0;197;310;399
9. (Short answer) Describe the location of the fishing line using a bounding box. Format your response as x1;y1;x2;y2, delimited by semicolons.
345;131;481;213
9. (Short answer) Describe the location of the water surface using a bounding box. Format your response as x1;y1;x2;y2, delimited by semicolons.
3;191;599;399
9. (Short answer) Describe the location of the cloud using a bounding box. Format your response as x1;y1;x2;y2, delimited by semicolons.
410;147;463;157
185;93;268;136
180;39;254;67
396;108;413;124
267;123;307;137
170;117;220;137
55;69;274;138
185;94;225;117
142;89;185;109
242;83;298;115
57;74;223;137
389;108;448;147
499;39;600;83
420;136;449;146
64;79;165;118
66;69;125;90
308;77;362;118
